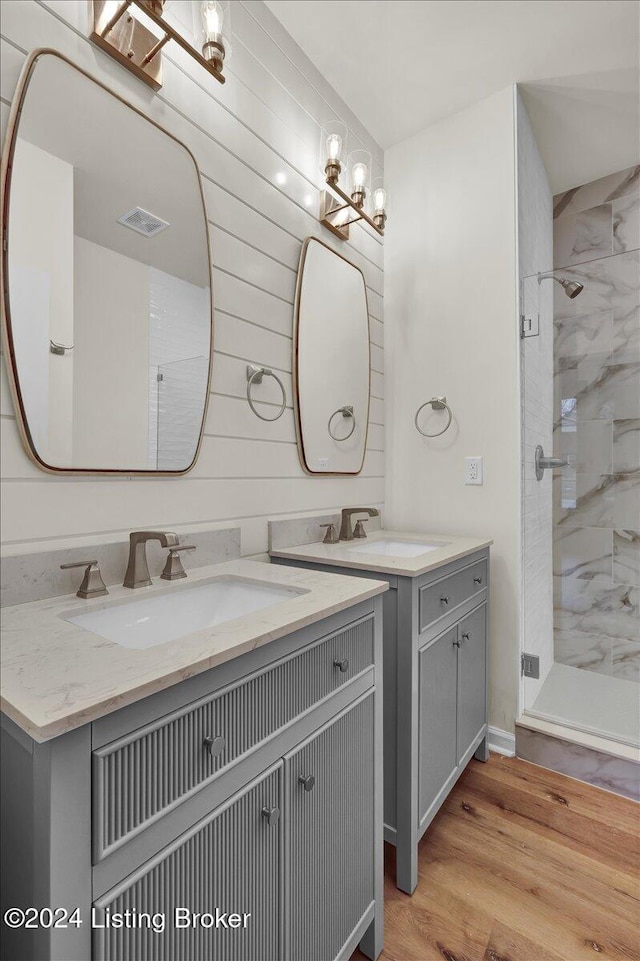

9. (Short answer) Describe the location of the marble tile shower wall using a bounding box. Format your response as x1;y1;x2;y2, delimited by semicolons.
552;166;640;683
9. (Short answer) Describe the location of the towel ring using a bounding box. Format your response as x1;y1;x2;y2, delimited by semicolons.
246;364;287;422
328;405;356;441
415;396;452;437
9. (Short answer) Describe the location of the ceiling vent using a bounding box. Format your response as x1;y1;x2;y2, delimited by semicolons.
117;207;170;238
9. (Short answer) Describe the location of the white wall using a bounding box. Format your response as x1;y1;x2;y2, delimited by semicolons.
0;0;384;556
516;92;554;710
384;87;520;734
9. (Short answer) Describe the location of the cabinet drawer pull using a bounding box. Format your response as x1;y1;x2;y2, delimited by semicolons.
298;774;316;792
461;632;471;641
261;805;280;826
473;576;483;585
440;595;450;605
203;734;226;758
333;657;349;673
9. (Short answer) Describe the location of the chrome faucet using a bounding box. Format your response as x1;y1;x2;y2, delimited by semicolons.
124;531;180;589
339;507;379;541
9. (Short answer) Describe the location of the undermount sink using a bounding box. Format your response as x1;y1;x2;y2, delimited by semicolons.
344;538;449;558
62;577;306;650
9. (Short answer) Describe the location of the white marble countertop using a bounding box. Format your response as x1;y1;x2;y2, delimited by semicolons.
1;560;388;743
271;529;492;578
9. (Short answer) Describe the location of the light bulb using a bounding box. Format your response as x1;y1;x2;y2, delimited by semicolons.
326;133;342;161
201;0;225;71
373;187;386;212
352;162;368;189
202;0;222;39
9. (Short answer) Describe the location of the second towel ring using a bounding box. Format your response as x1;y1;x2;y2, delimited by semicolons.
246;364;287;422
415;396;453;437
328;405;356;441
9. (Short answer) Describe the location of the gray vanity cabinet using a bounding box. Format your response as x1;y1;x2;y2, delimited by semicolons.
272;547;490;897
94;765;282;961
1;598;383;961
286;694;374;961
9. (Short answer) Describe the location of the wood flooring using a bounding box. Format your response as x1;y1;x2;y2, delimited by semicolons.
354;754;640;961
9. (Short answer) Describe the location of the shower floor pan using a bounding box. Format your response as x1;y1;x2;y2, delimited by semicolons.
529;663;640;749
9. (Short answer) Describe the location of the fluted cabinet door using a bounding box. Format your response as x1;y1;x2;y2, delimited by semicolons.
418;628;458;823
285;694;374;961
93;765;281;961
457;605;487;763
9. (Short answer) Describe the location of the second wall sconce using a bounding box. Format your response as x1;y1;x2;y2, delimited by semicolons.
90;0;229;91
319;121;388;241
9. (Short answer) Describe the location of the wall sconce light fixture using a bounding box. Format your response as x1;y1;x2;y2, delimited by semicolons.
90;0;228;92
319;126;387;241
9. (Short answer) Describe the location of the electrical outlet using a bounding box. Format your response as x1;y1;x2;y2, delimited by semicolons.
317;458;329;471
465;456;483;485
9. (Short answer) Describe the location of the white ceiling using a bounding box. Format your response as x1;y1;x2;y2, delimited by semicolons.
265;0;640;191
16;53;210;288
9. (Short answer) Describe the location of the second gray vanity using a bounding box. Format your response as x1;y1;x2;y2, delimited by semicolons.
271;525;492;895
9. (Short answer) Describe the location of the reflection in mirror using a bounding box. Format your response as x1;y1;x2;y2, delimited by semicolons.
2;51;212;473
294;238;370;475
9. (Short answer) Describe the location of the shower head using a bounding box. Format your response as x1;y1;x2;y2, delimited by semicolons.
562;280;584;299
538;271;584;299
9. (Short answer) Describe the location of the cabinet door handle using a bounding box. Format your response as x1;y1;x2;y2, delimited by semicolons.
203;734;226;758
461;632;471;641
473;576;483;585
261;806;280;826
333;657;349;673
298;774;316;792
440;595;450;605
453;639;460;648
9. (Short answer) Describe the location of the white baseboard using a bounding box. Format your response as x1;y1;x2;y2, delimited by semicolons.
488;725;516;757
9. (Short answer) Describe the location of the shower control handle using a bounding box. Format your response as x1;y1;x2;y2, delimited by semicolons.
535;445;568;481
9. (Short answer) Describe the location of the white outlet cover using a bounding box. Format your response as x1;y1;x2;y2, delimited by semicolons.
465;456;483;485
317;458;329;471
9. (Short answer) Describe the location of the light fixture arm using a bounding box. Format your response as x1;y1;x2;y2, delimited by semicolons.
320;180;385;241
90;0;226;92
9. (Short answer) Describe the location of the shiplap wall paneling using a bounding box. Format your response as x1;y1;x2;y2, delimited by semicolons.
0;0;384;557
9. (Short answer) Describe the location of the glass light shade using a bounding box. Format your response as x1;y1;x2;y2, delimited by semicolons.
320;120;347;183
194;0;231;71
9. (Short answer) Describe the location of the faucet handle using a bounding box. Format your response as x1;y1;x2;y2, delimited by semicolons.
353;519;369;539
60;560;108;599
319;523;339;544
161;545;196;581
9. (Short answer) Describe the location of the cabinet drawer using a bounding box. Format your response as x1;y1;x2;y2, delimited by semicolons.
93;614;373;861
419;559;486;632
